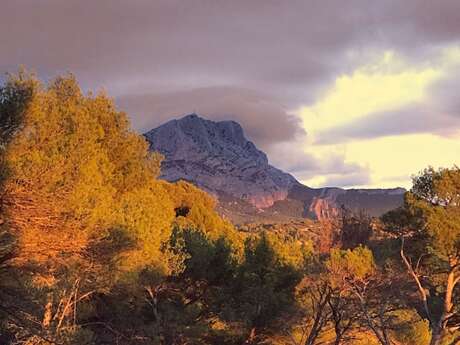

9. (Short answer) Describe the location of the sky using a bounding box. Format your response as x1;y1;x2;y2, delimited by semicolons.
1;0;460;189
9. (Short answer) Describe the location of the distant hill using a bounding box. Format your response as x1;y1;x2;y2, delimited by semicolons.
145;114;405;224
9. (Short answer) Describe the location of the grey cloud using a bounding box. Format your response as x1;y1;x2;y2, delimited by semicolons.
430;67;460;117
2;1;459;99
321;170;371;188
314;159;371;188
2;0;460;187
117;87;305;149
0;0;357;98
316;105;460;145
267;143;370;187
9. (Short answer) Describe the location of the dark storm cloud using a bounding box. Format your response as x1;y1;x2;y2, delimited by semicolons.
1;0;460;186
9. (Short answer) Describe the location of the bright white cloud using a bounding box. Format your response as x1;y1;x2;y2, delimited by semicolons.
297;51;442;134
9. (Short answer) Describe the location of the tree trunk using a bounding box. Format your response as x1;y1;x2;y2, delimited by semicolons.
430;327;444;345
400;239;433;323
304;289;330;345
354;290;390;345
428;265;458;345
146;285;163;343
379;306;391;345
333;333;343;345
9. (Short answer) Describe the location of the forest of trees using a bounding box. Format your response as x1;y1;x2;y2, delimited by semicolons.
0;71;459;345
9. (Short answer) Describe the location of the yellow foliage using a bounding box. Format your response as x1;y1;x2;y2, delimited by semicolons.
390;309;431;345
262;231;313;270
165;180;242;249
326;246;375;287
0;70;239;284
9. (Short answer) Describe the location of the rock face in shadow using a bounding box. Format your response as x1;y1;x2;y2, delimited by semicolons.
145;114;405;223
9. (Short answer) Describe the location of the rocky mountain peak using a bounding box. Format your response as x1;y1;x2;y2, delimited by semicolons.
144;114;297;208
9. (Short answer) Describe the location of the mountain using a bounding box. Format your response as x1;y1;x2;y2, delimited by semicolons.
144;114;405;223
144;113;297;208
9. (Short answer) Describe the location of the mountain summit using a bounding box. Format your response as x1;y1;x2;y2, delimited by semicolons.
145;114;404;223
144;114;297;208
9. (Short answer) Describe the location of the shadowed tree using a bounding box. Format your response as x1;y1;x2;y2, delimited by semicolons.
326;246;395;345
382;166;460;345
232;232;305;344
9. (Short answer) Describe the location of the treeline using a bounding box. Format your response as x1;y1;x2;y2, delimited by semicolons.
0;71;458;345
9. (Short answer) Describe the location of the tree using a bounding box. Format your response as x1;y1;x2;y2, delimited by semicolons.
0;70;177;343
383;166;460;345
0;70;255;344
292;252;359;345
326;246;395;345
339;208;373;249
293;274;332;345
232;232;305;343
327;288;360;345
391;309;430;345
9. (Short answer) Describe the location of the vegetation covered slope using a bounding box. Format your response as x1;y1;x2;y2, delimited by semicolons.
0;71;458;345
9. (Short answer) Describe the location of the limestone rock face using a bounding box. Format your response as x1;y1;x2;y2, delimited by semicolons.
145;114;405;223
308;196;341;221
144;114;297;208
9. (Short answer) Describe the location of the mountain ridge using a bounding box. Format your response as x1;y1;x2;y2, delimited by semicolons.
144;114;404;223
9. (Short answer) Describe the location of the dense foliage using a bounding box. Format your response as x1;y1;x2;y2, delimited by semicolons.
0;71;458;345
